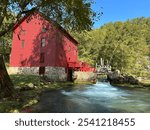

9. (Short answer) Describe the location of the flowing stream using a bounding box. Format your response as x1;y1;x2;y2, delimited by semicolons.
32;82;150;113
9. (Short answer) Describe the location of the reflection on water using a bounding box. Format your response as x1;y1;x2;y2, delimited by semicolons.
33;82;150;113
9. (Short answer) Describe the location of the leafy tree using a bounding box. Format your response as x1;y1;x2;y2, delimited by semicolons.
0;0;99;38
74;18;150;77
0;16;12;61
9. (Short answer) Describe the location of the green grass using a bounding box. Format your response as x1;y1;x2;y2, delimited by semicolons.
0;89;40;113
0;75;41;112
0;100;21;113
10;74;41;87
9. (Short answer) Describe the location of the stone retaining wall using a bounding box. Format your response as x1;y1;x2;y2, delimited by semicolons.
8;66;67;81
8;67;96;82
7;67;39;75
73;71;97;83
45;67;67;81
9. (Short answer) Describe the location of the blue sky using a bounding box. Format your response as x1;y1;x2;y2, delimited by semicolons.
92;0;150;28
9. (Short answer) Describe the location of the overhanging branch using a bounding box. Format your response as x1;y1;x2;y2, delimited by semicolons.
0;7;37;38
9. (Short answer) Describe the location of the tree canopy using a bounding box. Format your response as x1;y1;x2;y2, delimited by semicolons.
72;17;150;77
0;0;100;38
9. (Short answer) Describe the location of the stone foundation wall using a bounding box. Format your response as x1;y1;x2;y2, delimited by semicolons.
45;67;67;81
8;66;67;81
7;67;39;75
8;67;96;82
73;71;97;83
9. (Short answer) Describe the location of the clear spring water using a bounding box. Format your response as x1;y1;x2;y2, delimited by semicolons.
33;82;150;113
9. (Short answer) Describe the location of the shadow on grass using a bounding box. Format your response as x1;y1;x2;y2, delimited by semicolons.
10;74;40;87
0;74;41;113
0;100;22;113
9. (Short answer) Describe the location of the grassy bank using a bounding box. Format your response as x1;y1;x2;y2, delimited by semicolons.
111;79;150;90
0;74;75;113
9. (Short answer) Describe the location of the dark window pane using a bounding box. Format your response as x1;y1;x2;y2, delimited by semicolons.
40;53;45;63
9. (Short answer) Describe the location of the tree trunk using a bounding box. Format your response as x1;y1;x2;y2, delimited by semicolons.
0;55;14;98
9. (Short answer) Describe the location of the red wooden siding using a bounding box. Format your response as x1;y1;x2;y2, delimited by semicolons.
10;11;94;72
10;12;78;68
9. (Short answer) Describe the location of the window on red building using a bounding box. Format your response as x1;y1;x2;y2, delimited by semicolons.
40;53;45;63
41;38;46;47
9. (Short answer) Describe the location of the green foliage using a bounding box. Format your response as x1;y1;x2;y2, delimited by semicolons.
0;11;13;63
72;17;150;77
0;0;101;38
0;35;12;59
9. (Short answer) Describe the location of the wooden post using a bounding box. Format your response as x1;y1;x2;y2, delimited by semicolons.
0;55;14;98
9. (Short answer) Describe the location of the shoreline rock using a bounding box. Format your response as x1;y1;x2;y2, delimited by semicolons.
107;70;139;85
